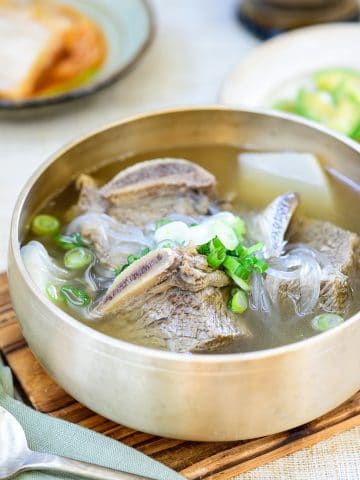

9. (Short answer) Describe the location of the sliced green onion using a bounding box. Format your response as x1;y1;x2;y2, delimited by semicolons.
231;247;268;278
60;285;91;307
228;273;251;292
64;247;94;270
253;258;268;273
45;284;66;304
115;247;151;276
311;313;344;332
205;237;226;268
32;214;60;236
224;255;251;290
234;263;253;281
198;243;211;255
196;220;268;296
229;289;248;313
127;254;138;264
211;237;226;250
246;242;264;255
230;216;247;241
114;267;122;276
230;287;239;296
126;248;150;266
207;248;226;268
223;255;241;274
233;245;247;257
212;221;239;250
234;243;263;258
54;232;86;250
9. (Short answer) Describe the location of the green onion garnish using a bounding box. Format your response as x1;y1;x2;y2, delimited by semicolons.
64;247;94;270
223;255;241;274
31;214;60;236
60;285;91;307
196;218;268;311
222;256;251;289
205;237;226;268
197;243;211;255
54;232;86;250
115;247;151;276
229;289;248;313
244;242;264;255
228;273;251;291
127;254;139;264
207;248;226;268
231;217;247;241
311;313;344;332
45;284;66;304
254;259;268;274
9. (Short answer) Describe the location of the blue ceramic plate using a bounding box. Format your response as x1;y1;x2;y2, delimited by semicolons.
0;0;153;109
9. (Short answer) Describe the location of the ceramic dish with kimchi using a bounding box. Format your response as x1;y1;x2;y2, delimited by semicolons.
0;0;153;108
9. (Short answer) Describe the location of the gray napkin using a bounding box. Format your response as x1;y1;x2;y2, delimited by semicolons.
0;357;185;480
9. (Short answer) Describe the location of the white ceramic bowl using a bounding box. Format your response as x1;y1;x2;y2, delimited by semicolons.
220;23;360;108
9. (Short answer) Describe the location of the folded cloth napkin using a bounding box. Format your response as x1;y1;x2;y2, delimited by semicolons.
0;357;185;480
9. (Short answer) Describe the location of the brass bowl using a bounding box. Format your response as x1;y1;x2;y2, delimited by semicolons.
8;107;360;441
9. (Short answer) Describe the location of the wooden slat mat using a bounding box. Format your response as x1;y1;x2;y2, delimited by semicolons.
0;272;359;479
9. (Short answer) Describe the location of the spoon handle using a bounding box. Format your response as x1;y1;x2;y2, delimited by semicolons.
21;451;157;480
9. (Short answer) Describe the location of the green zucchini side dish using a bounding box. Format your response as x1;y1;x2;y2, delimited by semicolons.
273;68;360;141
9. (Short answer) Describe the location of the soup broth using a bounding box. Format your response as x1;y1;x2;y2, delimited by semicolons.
23;145;360;353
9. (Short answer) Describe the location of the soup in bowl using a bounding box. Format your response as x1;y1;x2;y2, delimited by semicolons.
8;107;360;440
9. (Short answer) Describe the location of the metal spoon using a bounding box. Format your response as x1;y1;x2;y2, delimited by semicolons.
0;406;156;480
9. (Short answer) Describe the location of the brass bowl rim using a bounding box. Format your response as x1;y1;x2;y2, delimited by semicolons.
10;105;360;363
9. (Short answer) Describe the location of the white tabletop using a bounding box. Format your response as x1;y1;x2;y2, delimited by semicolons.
0;0;358;478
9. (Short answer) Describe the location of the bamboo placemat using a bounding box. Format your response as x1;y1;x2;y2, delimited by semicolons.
1;272;359;479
